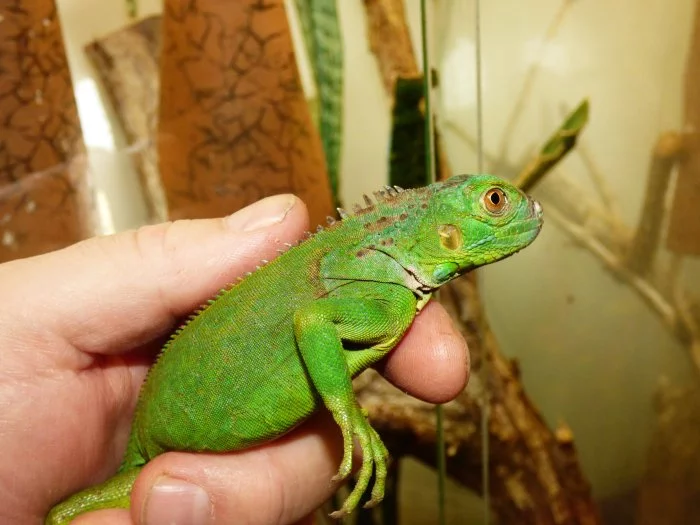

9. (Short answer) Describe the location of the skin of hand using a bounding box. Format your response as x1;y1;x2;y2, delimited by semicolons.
0;194;469;525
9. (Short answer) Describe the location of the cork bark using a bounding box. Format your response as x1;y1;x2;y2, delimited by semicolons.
0;0;93;262
157;0;333;225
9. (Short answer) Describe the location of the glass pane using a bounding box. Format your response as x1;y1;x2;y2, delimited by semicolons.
443;0;700;523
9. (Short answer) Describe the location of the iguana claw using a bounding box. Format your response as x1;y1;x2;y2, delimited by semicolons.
328;404;390;519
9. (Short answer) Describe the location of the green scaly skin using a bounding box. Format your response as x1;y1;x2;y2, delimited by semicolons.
45;174;543;523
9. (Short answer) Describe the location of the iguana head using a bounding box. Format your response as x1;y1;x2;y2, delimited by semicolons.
397;173;543;289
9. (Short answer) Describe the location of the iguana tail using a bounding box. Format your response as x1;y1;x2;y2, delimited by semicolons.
45;467;140;525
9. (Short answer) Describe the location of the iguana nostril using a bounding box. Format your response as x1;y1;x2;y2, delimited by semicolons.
532;200;543;218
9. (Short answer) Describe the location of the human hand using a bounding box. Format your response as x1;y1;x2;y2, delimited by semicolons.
0;194;469;525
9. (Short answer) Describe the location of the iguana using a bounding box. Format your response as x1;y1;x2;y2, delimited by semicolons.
46;174;543;523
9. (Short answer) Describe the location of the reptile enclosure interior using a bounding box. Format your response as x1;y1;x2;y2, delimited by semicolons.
1;0;699;524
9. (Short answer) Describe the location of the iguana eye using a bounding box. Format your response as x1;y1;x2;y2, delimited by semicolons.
482;188;508;215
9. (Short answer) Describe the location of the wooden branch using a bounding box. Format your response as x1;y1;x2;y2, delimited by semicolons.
362;0;419;94
355;276;602;525
362;1;600;523
665;0;700;255
542;206;684;337
363;0;452;182
515;100;589;191
626;131;685;275
637;9;700;520
635;379;700;524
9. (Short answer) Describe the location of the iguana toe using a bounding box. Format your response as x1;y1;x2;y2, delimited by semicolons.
329;404;389;518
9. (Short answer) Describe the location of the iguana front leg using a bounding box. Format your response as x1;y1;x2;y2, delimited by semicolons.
293;282;417;518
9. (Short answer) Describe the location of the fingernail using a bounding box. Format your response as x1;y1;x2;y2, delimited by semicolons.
226;194;297;232
144;476;212;525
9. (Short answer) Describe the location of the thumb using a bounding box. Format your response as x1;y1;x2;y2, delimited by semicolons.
131;412;345;525
0;193;309;360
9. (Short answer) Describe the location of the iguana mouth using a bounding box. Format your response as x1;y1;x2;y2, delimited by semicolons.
497;198;543;241
362;245;434;295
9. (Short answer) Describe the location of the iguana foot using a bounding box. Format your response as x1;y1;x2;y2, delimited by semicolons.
328;403;389;519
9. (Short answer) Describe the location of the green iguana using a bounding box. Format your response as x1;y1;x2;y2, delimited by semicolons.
46;174;543;523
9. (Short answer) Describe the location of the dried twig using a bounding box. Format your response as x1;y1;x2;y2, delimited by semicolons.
576;139;619;215
626;132;685;276
497;0;577;159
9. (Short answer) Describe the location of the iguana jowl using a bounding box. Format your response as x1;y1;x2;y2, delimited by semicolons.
46;174;543;523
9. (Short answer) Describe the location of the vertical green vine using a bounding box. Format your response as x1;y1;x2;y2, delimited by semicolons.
419;2;447;524
126;0;137;19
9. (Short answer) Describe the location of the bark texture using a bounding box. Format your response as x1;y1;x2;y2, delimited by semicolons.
0;0;93;262
157;0;333;224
